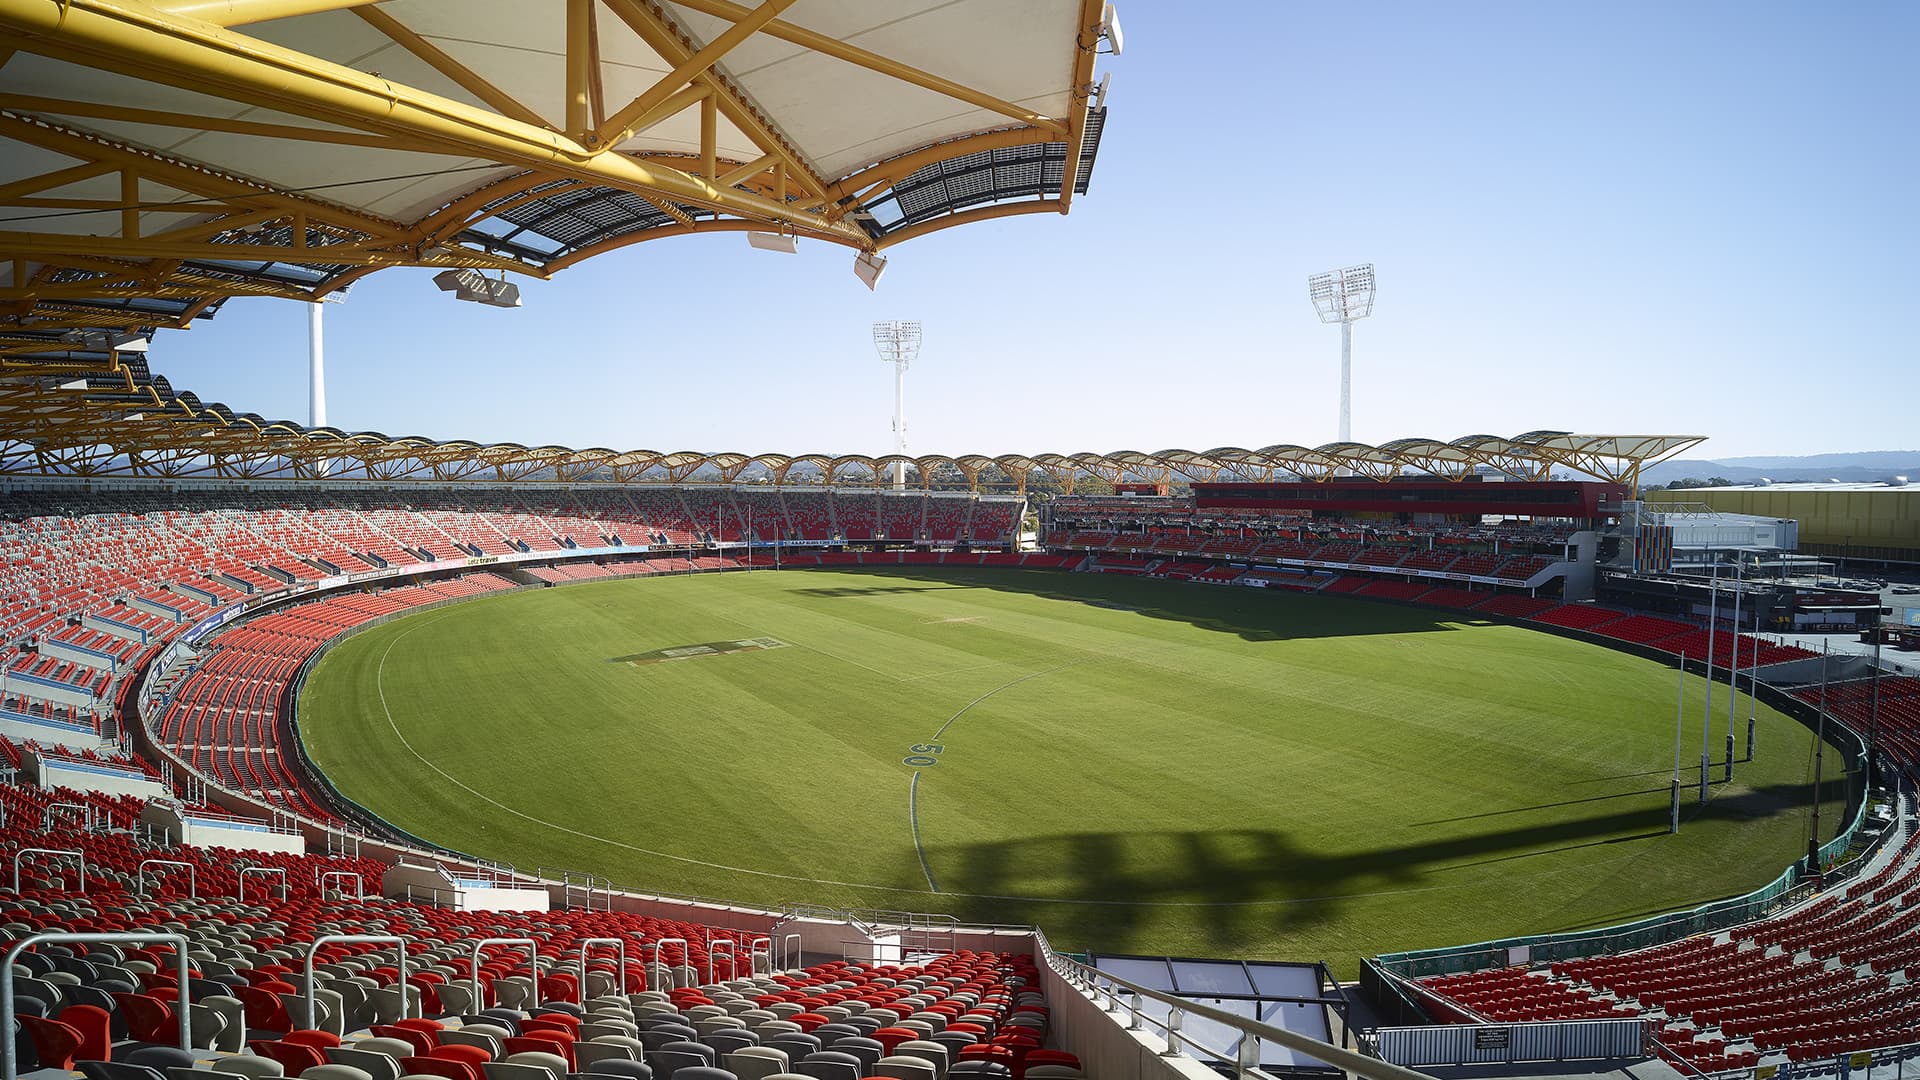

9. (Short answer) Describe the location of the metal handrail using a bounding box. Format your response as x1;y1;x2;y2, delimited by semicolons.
469;937;538;1013
12;848;83;893
41;802;90;833
652;937;686;988
747;935;772;976
3;932;189;1080
317;869;364;900
576;937;627;999
1043;937;1436;1080
306;934;409;1028
239;865;287;904
706;937;735;986
137;858;196;899
780;932;800;972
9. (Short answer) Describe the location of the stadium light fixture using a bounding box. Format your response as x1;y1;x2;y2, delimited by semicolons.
1099;2;1124;56
747;231;798;254
433;268;522;308
1307;263;1376;445
854;251;888;290
873;320;922;490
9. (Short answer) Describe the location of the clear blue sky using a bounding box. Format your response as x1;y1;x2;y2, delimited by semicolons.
162;1;1917;461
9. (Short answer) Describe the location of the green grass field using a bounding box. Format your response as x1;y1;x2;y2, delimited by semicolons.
299;568;1852;974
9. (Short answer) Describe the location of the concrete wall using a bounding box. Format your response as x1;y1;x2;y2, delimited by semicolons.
26;754;169;800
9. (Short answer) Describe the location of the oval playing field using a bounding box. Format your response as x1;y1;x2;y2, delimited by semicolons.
298;568;1849;972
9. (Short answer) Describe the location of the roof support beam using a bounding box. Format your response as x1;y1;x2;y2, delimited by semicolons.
600;0;832;206
149;0;376;26
0;231;544;274
0;113;407;239
352;6;550;130
670;0;1069;136
590;0;795;151
0;161;115;203
713;152;779;190
592;82;708;151
700;90;718;181
873;199;1063;251
1;92;453;153
0;0;869;244
566;0;594;141
1057;0;1103;209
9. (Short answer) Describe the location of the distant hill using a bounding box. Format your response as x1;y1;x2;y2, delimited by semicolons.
1643;451;1920;486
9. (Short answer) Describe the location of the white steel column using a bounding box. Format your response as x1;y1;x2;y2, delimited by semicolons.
1339;320;1353;443
308;301;325;429
893;358;907;490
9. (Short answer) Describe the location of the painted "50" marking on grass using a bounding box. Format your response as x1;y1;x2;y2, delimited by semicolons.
903;743;944;767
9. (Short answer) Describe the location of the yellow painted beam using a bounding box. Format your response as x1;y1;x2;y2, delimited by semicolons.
0;160;116;203
0;231;550;274
0;91;450;152
700;90;717;181
872;199;1063;251
351;6;550;130
592;0;794;151
600;0;831;203
713;152;779;190
119;167;139;240
671;0;1069;136
1058;0;1103;209
565;0;593;140
149;0;376;26
0;0;868;244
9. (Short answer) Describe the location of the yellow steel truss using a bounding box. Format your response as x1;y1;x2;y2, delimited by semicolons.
0;0;1105;354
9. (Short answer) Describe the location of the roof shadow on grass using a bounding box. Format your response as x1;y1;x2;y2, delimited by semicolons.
917;779;1841;956
781;565;1498;643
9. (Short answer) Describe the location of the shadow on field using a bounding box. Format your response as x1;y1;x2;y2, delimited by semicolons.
784;565;1489;643
924;779;1838;948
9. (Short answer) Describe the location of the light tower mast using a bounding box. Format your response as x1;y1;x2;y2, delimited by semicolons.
308;289;347;475
872;320;922;490
1307;264;1376;444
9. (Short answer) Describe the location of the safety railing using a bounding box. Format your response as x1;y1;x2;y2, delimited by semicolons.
305;934;409;1028
469;937;539;1012
137;858;196;899
706;937;735;986
317;869;365;900
3;932;189;1080
576;937;626;999
1041;934;1433;1080
41;801;92;834
12;848;84;894
651;937;687;989
239;865;288;904
747;935;772;976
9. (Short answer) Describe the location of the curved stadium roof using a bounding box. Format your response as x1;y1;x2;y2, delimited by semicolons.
0;0;1110;350
0;2;1702;493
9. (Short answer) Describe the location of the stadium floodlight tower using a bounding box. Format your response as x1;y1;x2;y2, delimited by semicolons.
872;320;922;490
1307;263;1377;444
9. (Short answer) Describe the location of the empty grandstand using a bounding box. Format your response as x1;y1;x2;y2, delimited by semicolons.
0;2;1908;1079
